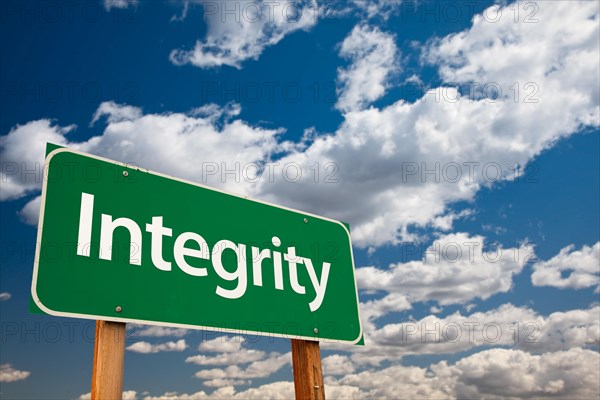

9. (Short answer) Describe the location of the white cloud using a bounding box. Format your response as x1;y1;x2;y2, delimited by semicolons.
103;0;138;11
331;362;455;399
126;339;187;354
426;1;599;129
1;102;284;225
194;352;291;381
358;292;411;337
520;306;600;353
360;292;412;321
0;120;73;201
532;242;600;290
170;1;318;69
124;392;139;400
203;379;249;388
452;348;600;399
187;336;278;382
256;1;599;247
198;335;245;353
356;233;532;305
221;382;292;399
190;102;241;120
0;364;30;382
186;349;265;366
367;305;599;358
351;0;403;20
336;24;399;112
325;303;599;368
330;347;600;400
143;382;293;400
131;325;189;338
77;103;283;193
91;101;143;125
17;195;41;225
170;1;190;22
322;354;355;376
430;305;443;314
142;389;217;400
0;292;11;301
79;390;137;400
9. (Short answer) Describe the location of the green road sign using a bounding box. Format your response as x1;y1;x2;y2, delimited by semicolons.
31;145;362;344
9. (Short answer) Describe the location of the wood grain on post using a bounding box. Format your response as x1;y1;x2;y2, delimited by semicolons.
291;339;325;400
91;321;126;400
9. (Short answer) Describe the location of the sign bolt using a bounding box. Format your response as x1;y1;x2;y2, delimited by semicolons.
122;171;129;177
115;306;122;313
313;328;318;334
304;218;308;223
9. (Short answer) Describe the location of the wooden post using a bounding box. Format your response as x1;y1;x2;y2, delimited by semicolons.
291;339;325;400
91;321;126;400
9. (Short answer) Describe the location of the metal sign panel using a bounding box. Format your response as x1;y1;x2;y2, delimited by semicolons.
31;146;362;344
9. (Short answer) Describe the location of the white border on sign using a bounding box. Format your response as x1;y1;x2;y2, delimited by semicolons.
31;147;364;345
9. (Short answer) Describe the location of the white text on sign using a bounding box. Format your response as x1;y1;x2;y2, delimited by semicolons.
75;192;330;311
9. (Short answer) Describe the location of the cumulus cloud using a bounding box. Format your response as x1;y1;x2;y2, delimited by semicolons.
363;304;541;359
357;292;412;336
91;101;143;125
17;195;41;225
134;335;285;388
521;306;600;353
79;390;137;400
0;292;11;301
0;120;73;201
322;354;355;376
356;233;533;305
170;0;318;69
103;0;138;12
255;1;599;246
452;348;600;399
198;335;246;353
336;24;399;112
370;305;598;358
426;1;599;128
202;379;249;388
330;347;600;400
360;292;411;321
131;325;189;338
126;339;187;353
324;303;599;368
1;102;284;225
351;0;403;20
0;364;30;382
194;352;291;381
186;349;265;366
331;362;455;399
143;382;293;400
532;242;600;290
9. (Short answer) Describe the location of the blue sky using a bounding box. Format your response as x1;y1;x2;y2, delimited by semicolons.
1;0;599;398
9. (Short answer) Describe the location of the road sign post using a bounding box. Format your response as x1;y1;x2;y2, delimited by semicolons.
292;339;325;400
91;321;126;400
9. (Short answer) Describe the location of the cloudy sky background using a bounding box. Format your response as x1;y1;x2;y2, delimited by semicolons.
1;0;599;398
